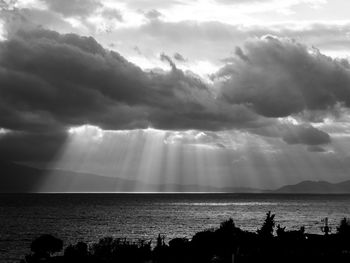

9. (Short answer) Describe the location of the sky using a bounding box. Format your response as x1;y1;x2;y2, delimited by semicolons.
1;0;350;191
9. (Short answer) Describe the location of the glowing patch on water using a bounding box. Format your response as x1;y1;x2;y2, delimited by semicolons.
170;202;279;206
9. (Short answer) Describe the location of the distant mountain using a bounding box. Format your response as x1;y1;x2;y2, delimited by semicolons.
274;180;350;193
158;185;267;193
216;186;270;193
0;161;267;193
3;161;349;193
0;160;46;192
0;160;145;192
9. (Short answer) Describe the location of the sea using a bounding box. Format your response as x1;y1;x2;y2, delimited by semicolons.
1;193;350;262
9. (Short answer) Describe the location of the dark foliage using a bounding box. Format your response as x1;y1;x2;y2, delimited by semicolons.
337;218;350;237
257;211;275;239
22;234;63;263
20;213;350;263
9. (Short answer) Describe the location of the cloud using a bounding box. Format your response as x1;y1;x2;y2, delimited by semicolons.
144;9;162;20
214;0;272;4
214;0;325;7
101;20;247;66
0;29;151;130
282;124;331;145
42;0;102;17
160;52;177;70
101;9;123;22
102;20;350;70
5;6;350;68
164;130;225;149
173;52;187;62
234;47;249;62
307;145;327;152
122;0;185;9
216;35;350;118
0;7;83;40
250;120;331;147
0;27;343;164
0;28;266;134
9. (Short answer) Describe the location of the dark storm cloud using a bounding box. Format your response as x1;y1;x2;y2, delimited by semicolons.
0;28;264;134
216;35;350;118
0;27;343;164
0;29;153;130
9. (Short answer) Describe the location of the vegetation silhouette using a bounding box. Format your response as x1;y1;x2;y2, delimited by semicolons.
20;212;350;263
22;234;63;263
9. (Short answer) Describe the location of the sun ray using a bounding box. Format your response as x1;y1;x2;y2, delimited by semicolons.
134;129;166;191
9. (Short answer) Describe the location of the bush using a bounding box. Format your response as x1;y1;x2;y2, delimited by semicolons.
30;234;63;257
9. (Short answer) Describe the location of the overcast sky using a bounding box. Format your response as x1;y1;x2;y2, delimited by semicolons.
1;0;350;191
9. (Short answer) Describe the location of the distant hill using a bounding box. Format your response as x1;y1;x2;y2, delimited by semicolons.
217;186;270;193
274;180;350;193
0;160;145;192
0;160;46;192
0;161;267;193
2;161;349;193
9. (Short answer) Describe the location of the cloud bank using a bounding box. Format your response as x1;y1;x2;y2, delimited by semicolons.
216;35;350;118
2;26;350;161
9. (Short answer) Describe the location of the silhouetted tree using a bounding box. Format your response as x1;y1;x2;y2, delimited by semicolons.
257;211;275;239
216;218;241;261
23;234;63;263
64;241;89;262
168;238;190;263
31;234;63;256
335;217;350;252
337;217;350;236
219;218;235;232
169;237;189;250
191;229;217;263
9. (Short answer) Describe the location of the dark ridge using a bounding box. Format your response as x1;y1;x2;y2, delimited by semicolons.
0;160;46;193
274;180;350;193
2;161;350;193
0;161;267;193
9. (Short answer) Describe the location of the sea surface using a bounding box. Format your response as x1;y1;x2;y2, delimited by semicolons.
1;193;350;262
